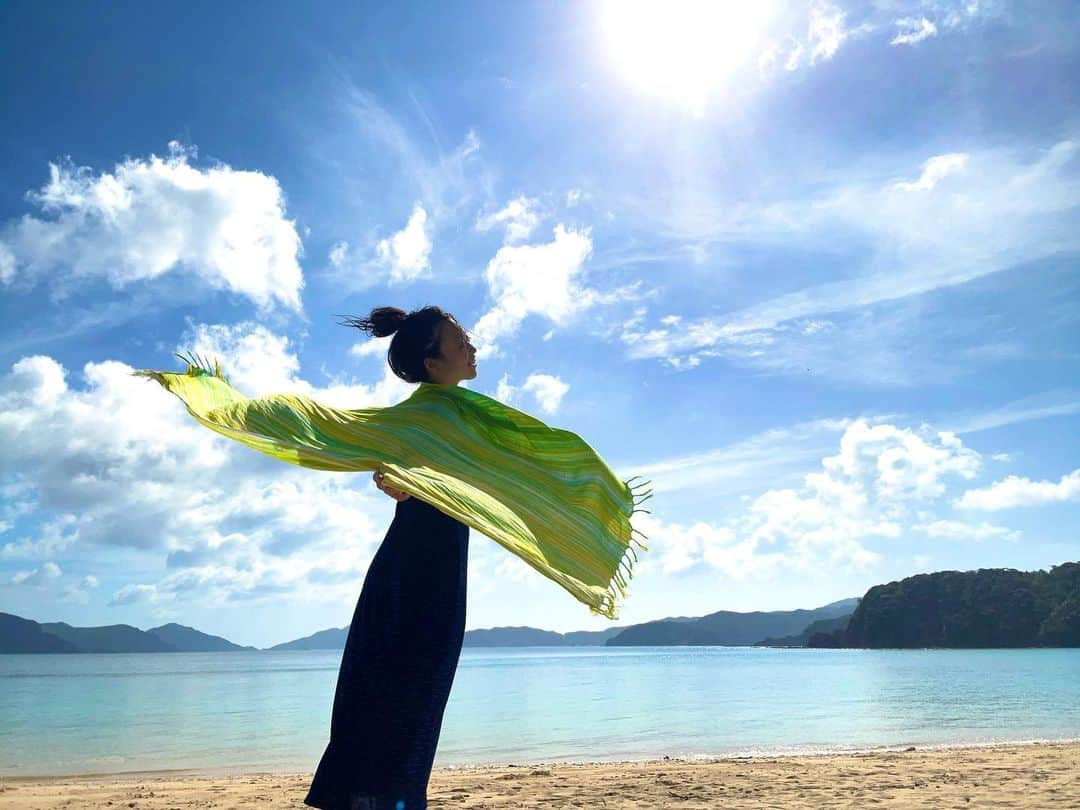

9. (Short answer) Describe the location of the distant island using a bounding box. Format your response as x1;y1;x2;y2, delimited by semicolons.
2;562;1076;653
0;613;254;654
605;599;858;646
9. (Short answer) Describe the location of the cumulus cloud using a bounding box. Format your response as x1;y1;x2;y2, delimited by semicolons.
109;583;159;606
375;203;431;283
0;324;420;607
632;513;742;577
185;321;413;407
956;468;1080;511
0;142;303;310
349;337;391;361
632;420;986;577
472;225;594;357
9;561;61;586
60;573;100;604
734;422;978;567
476;196;542;244
495;373;570;415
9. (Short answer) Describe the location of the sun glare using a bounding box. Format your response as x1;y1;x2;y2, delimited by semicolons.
601;0;773;115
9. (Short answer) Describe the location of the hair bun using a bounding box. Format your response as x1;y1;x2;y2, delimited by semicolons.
340;306;408;338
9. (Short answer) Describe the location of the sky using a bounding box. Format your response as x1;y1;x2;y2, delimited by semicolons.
0;0;1078;648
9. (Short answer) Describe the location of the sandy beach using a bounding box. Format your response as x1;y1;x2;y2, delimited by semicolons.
1;742;1076;809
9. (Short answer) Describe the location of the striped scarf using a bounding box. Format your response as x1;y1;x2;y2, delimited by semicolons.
138;358;650;619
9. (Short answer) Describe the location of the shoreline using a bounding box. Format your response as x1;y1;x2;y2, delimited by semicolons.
2;741;1077;809
5;736;1080;782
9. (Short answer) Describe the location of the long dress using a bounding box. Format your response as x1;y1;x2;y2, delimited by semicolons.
305;496;470;810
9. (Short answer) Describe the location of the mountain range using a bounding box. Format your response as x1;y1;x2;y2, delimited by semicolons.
0;613;254;653
1;599;855;653
4;561;1077;653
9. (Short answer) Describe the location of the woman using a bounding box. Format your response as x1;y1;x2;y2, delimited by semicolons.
304;305;477;810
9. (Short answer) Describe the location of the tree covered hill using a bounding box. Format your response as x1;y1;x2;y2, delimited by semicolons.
839;562;1080;648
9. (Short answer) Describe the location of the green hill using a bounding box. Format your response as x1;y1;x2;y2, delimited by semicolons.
606;598;859;646
269;626;349;650
755;613;853;647
0;613;251;653
40;621;175;653
148;623;255;652
0;612;78;653
844;562;1080;648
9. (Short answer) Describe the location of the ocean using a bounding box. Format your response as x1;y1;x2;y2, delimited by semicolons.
2;646;1078;777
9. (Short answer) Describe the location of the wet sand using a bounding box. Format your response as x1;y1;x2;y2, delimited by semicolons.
1;742;1077;808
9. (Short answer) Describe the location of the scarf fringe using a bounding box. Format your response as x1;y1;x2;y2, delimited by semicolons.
594;478;653;619
172;352;230;383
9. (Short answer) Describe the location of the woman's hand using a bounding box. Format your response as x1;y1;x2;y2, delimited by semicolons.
374;470;411;501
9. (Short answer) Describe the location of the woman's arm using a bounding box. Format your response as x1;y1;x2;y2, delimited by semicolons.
374;470;411;501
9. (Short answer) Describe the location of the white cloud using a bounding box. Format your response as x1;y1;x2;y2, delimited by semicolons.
472;224;594;357
328;240;350;269
623;139;1080;371
735;421;979;566
623;417;852;496
890;153;968;191
185;321;413;407
823;421;980;502
565;189;583;208
956;468;1080;511
349;338;391;361
0;325;421;610
628;419;985;578
947;394;1080;434
521;374;570;414
784;42;805;71
493;555;536;584
891;16;938;46
632;513;742;577
341;89;482;221
10;561;61;586
807;0;849;63
109;583;160;606
937;0;1001;30
0;142;303;310
914;520;1019;541
0;241;15;284
0;515;78;560
495;373;570;415
61;573;101;603
761;0;869;76
375;203;431;283
476;196;541;244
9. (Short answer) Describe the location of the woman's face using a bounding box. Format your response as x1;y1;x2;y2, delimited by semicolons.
424;320;477;385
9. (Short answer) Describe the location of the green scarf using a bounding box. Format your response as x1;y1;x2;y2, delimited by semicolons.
137;358;650;619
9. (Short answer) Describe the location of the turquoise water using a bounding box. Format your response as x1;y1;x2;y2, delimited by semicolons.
2;647;1078;776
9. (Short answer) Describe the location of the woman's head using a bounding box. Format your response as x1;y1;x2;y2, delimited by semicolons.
342;306;477;385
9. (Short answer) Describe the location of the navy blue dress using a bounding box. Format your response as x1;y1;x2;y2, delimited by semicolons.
305;496;469;810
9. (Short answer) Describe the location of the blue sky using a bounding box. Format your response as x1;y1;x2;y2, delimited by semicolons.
1;0;1077;648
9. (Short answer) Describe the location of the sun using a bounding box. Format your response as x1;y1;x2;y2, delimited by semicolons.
600;0;774;115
